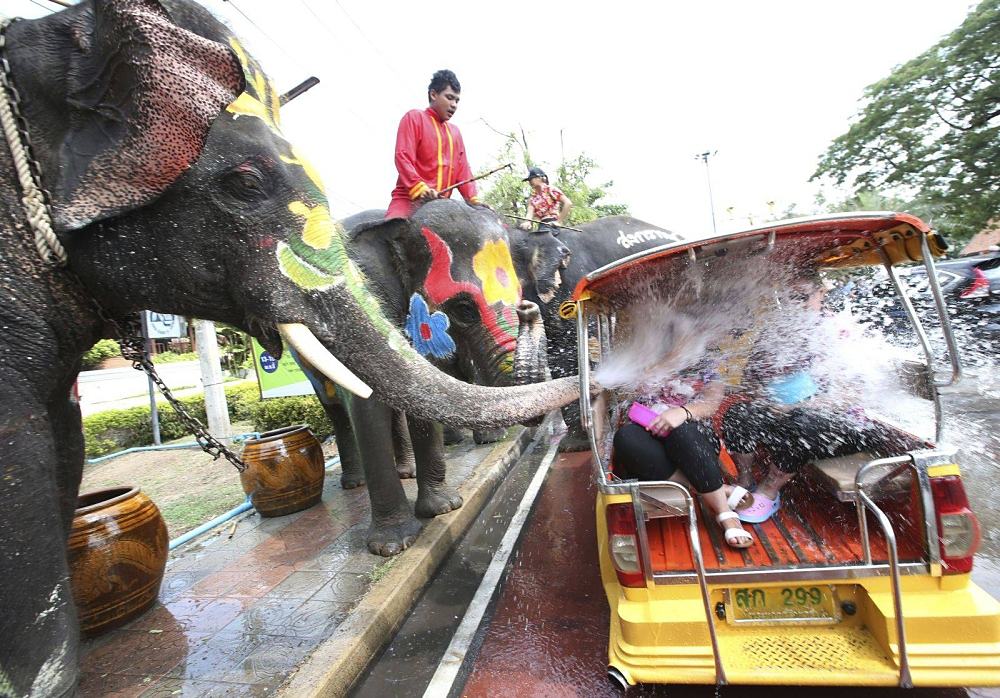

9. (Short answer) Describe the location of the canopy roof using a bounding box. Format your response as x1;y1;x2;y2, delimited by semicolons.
572;212;944;304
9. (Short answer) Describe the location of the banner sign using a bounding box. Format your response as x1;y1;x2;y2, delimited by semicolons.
143;311;185;339
250;337;314;398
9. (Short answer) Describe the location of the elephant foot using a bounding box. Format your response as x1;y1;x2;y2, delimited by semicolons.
442;425;466;445
473;427;506;444
415;486;464;518
396;462;416;479
341;472;366;489
366;518;423;556
558;429;591;452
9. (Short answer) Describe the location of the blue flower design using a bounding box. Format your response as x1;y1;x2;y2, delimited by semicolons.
405;293;456;359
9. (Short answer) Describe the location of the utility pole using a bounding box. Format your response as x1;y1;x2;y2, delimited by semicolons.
694;150;718;234
195;320;232;443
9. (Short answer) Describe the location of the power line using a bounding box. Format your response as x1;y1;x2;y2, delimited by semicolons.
330;0;409;89
223;0;308;74
26;0;55;14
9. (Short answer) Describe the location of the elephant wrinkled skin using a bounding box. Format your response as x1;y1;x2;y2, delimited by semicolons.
0;2;577;694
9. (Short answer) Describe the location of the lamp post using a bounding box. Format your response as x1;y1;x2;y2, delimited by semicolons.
695;150;718;234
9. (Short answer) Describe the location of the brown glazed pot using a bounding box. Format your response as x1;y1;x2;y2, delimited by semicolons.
67;486;169;637
240;424;325;517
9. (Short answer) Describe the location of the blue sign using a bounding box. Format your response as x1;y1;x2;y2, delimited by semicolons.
259;351;278;373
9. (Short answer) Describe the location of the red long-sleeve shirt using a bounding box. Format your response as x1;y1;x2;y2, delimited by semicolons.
387;107;479;218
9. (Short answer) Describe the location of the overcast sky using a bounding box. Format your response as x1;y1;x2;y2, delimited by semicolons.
5;0;975;235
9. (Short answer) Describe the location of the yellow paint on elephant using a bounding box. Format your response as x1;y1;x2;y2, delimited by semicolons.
288;201;335;250
473;240;521;306
226;38;281;132
276;242;341;290
281;148;325;194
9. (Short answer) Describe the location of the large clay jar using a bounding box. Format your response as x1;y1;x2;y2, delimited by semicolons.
68;486;169;636
240;425;325;517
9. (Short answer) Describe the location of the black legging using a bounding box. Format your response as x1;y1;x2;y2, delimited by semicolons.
721;401;878;473
612;420;723;493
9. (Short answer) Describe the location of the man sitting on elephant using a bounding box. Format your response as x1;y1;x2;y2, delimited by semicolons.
386;69;481;219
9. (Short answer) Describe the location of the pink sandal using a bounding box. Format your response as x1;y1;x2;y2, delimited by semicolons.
737;492;780;523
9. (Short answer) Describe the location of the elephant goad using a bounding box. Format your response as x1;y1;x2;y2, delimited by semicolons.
512;217;684;450
0;2;577;695
293;201;551;556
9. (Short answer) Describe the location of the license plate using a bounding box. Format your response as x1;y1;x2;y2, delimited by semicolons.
724;585;841;625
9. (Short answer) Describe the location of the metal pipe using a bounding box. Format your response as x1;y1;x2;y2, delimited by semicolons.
920;234;962;387
85;432;261;465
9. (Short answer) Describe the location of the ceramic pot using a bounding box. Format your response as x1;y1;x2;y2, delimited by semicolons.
68;486;169;636
240;425;325;517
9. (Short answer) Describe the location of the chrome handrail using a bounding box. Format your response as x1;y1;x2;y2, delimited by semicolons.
856;455;913;688
920;234;962;388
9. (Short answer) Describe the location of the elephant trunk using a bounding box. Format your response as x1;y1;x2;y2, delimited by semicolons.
513;301;548;386
305;290;578;429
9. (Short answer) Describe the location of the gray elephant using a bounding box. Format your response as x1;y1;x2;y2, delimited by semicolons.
0;2;577;695
514;217;683;450
294;199;549;556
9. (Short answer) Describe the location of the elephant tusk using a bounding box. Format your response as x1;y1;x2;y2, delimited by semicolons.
277;323;373;399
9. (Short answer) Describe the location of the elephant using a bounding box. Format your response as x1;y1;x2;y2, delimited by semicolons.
513;217;684;450
294;199;550;556
0;2;577;694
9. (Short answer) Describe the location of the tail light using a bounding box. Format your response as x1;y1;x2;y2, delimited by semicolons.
930;475;981;574
959;268;990;299
606;503;645;587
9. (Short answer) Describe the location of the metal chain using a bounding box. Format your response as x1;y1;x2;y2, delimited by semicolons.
0;17;247;472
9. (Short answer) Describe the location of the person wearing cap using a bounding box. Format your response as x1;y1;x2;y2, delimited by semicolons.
519;167;572;233
386;69;481;219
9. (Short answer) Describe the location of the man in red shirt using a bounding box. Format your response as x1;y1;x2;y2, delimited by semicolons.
386;69;481;219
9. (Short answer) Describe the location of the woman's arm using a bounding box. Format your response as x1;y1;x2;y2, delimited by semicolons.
685;380;725;420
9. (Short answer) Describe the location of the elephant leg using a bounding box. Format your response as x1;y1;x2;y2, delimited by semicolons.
0;395;80;698
473;426;506;444
409;416;463;518
345;396;422;556
392;410;416;479
441;423;467;445
326;397;365;489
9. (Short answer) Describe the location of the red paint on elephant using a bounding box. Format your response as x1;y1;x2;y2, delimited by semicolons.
419;227;518;353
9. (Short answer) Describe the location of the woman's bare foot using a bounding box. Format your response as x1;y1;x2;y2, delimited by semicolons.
734;452;756;490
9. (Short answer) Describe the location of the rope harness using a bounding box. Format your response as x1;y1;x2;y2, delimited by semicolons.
0;18;247;472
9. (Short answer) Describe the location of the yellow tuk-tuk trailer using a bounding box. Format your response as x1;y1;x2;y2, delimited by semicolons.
573;213;1000;689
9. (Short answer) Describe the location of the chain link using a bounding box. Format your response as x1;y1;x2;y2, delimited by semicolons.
1;17;248;472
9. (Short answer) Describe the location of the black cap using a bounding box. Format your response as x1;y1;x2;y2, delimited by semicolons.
523;167;547;182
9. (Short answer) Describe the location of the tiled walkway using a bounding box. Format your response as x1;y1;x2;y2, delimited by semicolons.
78;435;502;697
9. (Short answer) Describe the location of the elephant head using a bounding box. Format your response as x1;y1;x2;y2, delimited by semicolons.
512;229;573;306
4;0;577;429
351;200;550;389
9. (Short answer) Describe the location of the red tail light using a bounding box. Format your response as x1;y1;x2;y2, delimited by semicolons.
959;268;990;299
606;502;646;588
930;475;981;574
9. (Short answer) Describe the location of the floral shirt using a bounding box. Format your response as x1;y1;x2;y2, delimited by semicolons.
528;184;566;221
635;356;721;412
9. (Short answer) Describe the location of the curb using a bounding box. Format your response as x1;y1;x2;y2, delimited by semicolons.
277;420;546;697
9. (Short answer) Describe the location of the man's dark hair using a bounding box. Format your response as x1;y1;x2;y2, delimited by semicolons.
428;69;461;100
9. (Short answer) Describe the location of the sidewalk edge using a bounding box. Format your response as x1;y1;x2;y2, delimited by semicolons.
277;420;545;697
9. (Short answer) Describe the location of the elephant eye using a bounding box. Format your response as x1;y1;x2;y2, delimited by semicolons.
444;295;480;328
222;164;270;204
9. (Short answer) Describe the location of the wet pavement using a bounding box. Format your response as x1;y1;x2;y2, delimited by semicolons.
76;428;526;697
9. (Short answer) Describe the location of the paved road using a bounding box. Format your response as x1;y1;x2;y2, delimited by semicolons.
77;361;236;416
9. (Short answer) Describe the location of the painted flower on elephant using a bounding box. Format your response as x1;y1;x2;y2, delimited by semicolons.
405;294;456;359
472;240;521;306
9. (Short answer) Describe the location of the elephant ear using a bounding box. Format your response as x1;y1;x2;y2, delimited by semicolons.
52;0;244;231
349;216;424;295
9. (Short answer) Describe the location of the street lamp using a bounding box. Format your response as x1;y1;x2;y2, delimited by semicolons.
694;150;718;234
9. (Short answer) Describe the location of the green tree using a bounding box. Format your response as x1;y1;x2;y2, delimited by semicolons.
480;131;628;226
812;0;999;244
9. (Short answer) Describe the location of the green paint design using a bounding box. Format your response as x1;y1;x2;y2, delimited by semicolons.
277;243;340;290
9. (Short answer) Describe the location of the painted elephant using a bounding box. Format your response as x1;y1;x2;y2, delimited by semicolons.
294;199;549;555
0;2;577;695
513;217;684;450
